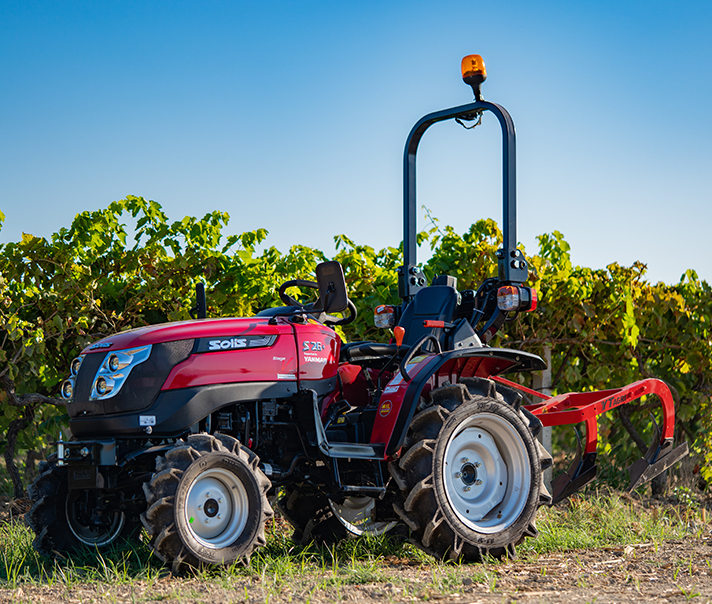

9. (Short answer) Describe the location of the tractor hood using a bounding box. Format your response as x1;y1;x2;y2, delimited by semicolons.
81;316;284;354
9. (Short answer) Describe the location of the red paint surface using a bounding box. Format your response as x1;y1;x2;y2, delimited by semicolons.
295;321;340;382
337;364;371;407
81;317;290;353
162;336;298;389
369;354;433;446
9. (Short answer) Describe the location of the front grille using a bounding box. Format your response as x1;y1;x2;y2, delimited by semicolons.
103;340;194;414
68;339;194;417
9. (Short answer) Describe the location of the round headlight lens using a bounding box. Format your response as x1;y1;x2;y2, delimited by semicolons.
108;354;120;372
95;377;108;395
61;380;74;400
71;357;83;376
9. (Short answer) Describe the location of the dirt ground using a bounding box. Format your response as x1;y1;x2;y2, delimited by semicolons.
2;535;711;604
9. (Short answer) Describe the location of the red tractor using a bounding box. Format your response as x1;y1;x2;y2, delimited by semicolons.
26;55;687;572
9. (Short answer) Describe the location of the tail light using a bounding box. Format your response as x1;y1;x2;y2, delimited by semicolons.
374;305;396;328
528;288;538;311
497;286;520;311
497;285;537;312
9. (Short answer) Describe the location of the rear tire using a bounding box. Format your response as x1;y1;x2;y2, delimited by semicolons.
141;434;272;573
390;383;550;561
277;491;397;545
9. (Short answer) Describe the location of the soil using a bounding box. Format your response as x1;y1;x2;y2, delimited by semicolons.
2;534;711;604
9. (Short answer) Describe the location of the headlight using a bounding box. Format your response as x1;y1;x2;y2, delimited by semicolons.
89;345;152;401
61;379;75;400
71;356;84;376
107;354;120;372
94;376;114;396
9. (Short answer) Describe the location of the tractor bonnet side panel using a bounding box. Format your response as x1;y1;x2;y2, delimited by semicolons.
162;334;297;389
68;317;298;420
294;320;341;383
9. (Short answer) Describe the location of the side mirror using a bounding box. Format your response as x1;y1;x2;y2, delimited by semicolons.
315;261;348;314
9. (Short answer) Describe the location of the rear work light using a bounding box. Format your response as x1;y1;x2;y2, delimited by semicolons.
497;285;537;312
374;305;396;328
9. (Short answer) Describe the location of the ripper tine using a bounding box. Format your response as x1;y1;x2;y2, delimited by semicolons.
627;439;689;492
627;410;689;492
574;427;583;457
551;428;597;505
649;413;661;451
551;453;597;505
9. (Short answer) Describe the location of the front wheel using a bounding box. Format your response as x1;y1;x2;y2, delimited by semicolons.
26;459;137;556
392;387;549;561
141;434;273;573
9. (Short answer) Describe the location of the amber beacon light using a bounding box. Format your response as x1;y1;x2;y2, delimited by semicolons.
461;54;487;101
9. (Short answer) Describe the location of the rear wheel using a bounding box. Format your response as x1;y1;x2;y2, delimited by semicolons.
277;491;396;545
329;496;398;536
391;383;550;561
141;434;272;573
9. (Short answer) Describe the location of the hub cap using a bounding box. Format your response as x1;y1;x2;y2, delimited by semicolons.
443;412;531;533
65;491;125;547
184;468;249;549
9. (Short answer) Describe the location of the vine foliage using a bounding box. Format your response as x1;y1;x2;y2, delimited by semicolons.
0;197;710;499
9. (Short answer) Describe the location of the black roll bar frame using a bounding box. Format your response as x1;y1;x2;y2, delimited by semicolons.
398;100;529;301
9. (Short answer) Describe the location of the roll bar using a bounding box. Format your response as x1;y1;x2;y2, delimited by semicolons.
398;100;529;301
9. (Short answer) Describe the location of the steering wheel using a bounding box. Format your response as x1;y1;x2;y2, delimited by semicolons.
277;279;357;326
278;279;319;307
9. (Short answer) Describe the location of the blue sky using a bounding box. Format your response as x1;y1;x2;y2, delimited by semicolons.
1;0;710;284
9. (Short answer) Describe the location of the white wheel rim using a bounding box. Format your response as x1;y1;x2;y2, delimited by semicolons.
184;467;249;549
442;412;531;534
329;497;398;536
66;492;125;547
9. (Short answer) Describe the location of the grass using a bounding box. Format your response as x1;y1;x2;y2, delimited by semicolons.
0;491;708;601
518;490;705;557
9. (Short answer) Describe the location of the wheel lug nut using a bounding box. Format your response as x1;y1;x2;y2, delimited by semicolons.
460;457;468;463
206;492;211;498
218;497;223;503
205;518;210;524
464;486;471;492
475;462;481;468
454;472;461;479
198;504;203;510
475;479;482;486
217;514;222;520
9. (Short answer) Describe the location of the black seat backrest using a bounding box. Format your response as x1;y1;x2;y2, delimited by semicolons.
397;285;459;350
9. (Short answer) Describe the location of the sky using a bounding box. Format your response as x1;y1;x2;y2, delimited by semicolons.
1;0;710;285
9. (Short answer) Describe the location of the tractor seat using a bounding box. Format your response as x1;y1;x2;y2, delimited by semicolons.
340;341;400;364
397;285;459;350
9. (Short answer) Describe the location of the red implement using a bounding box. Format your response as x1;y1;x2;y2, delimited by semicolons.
492;376;688;503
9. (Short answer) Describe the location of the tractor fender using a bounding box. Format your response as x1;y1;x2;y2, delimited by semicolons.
370;347;546;457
